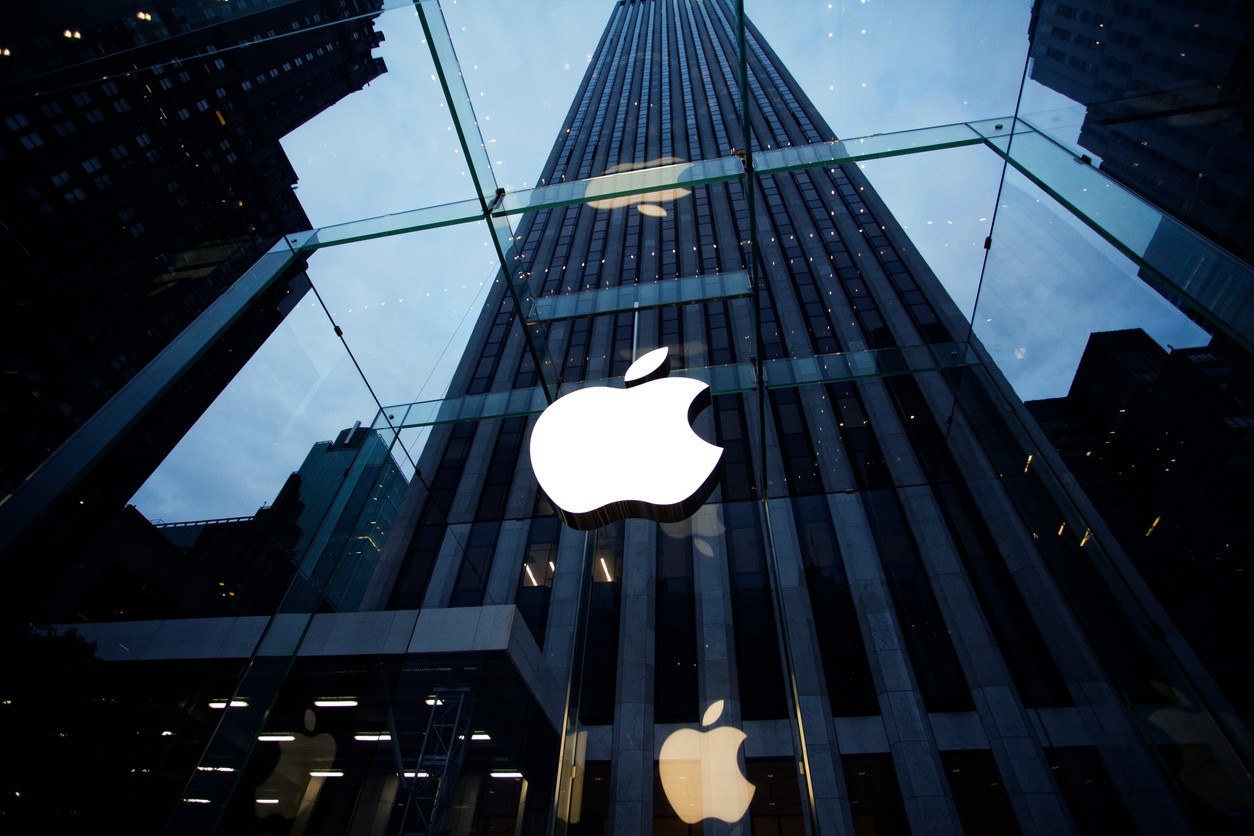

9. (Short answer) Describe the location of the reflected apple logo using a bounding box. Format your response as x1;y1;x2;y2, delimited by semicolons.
585;157;693;217
659;700;755;824
529;346;723;530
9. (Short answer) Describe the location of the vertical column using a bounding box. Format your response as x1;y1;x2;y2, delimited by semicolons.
785;379;961;833
859;375;1076;835
690;502;750;836
421;523;474;609
484;519;529;606
827;491;963;835
544;527;591;687
763;498;857;836
609;519;657;831
744;381;853;835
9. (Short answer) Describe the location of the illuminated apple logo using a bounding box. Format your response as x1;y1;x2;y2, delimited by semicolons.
585;157;693;217
529;346;722;530
658;700;755;824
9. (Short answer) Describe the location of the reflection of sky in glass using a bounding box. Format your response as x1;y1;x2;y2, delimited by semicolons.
130;1;1211;522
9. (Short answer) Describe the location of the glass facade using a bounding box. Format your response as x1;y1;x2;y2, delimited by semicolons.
2;1;1253;833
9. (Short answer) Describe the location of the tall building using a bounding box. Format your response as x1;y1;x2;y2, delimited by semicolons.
287;423;410;612
1027;329;1254;731
5;1;1254;834
1028;0;1254;264
0;0;386;575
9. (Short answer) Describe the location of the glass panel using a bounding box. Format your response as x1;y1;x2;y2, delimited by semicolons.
303;198;484;248
747;1;1030;138
755;122;985;174
531;270;752;323
279;1;476;225
1020;1;1254;269
973;165;1209;402
9;0;1254;832
974;119;1254;349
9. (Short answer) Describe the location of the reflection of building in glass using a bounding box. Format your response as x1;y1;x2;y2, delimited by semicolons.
38;420;408;621
4;1;1254;833
1028;0;1254;263
0;1;386;572
287;423;409;611
1027;329;1254;729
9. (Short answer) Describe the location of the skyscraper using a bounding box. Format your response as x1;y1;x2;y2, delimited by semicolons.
1028;0;1254;264
5;1;1254;834
0;0;386;571
1027;329;1254;732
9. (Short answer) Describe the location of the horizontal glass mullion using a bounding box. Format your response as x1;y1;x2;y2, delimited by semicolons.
374;344;976;429
978;118;1254;349
755;122;987;175
301;197;485;249
528;270;752;324
298;124;1008;252
761;342;975;388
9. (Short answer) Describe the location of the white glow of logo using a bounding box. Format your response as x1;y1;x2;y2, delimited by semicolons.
658;700;755;824
585;157;693;217
529;347;723;530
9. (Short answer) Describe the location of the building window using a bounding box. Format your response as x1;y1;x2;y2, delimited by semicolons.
159;78;174;90
84;109;104;124
112;99;131;113
19;132;44;149
51;170;71;187
81;157;101;172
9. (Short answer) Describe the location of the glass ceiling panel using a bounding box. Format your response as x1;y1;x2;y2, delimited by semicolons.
746;0;1032;139
277;1;476;222
971;166;1210;402
375;342;976;430
529;271;752;324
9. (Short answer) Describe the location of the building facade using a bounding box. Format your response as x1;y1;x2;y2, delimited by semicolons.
0;0;386;573
1028;329;1254;735
1028;0;1254;264
4;1;1254;834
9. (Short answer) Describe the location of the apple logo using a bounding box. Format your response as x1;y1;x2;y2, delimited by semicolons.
529;346;723;530
585;157;693;217
658;700;755;825
255;709;336;818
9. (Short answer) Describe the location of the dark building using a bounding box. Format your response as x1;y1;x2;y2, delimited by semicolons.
0;0;386;570
286;423;410;612
1028;0;1254;264
31;421;410;623
4;1;1254;834
1027;329;1254;729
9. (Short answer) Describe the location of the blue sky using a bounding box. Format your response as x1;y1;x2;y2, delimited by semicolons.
130;0;1206;522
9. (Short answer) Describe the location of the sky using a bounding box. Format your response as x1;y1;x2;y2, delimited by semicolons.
129;0;1207;523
